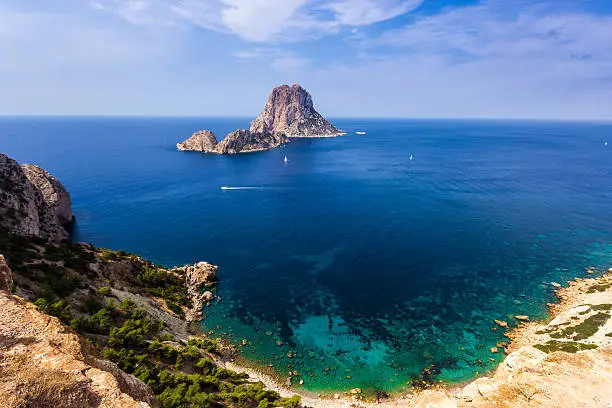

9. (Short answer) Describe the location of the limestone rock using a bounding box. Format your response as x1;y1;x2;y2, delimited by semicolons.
413;390;457;408
22;163;74;225
0;255;12;291
0;153;67;241
0;289;156;407
173;261;218;322
215;130;287;154
176;130;218;152
250;84;342;137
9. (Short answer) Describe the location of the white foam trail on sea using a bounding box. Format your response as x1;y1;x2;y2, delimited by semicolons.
221;186;266;190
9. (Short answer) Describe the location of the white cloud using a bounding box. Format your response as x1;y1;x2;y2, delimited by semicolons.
97;0;423;42
321;0;423;26
303;0;612;119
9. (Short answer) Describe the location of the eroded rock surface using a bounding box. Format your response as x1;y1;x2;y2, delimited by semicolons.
22;163;74;225
173;261;218;322
0;260;156;408
176;130;218;152
215;130;287;154
0;153;68;241
0;255;12;292
250;84;342;137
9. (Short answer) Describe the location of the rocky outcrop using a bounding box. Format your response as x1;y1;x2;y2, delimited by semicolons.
22;163;74;225
0;259;156;408
215;130;287;154
177;84;341;154
176;130;218;152
250;84;342;137
0;153;68;241
0;255;12;291
173;261;218;322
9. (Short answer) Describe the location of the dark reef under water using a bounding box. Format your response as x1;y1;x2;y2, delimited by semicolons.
1;117;611;392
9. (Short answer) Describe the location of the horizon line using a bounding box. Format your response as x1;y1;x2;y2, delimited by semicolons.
0;114;611;124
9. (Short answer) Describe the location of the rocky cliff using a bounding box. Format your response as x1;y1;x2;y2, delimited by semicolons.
215;130;287;154
22;163;74;225
173;261;218;322
0;153;69;241
0;259;156;408
250;84;342;137
177;84;340;154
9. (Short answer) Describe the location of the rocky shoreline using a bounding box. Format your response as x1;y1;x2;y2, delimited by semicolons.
221;267;612;408
177;84;343;154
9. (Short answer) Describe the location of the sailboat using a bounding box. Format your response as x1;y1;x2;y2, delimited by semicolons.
284;156;288;163
409;154;413;161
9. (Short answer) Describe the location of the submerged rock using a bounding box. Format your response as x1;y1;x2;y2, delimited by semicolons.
250;84;342;137
176;130;218;152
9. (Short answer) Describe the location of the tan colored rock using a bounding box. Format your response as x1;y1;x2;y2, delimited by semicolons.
22;163;74;225
514;315;530;321
412;390;457;408
494;319;508;328
176;130;218;152
173;261;218;322
0;153;67;241
490;347;499;354
0;290;156;408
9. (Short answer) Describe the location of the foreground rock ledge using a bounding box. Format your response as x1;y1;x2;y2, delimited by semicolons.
0;261;155;407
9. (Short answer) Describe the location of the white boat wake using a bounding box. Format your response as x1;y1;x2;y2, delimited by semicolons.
221;186;265;190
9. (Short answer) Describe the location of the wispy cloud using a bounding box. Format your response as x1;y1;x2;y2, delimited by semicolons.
95;0;424;42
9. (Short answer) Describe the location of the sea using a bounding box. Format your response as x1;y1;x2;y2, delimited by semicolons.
1;117;612;393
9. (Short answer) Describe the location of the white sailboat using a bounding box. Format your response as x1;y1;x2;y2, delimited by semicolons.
409;154;413;161
284;156;288;163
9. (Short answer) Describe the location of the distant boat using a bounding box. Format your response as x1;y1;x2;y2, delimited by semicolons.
409;154;413;161
284;156;288;163
606;142;608;146
356;131;366;135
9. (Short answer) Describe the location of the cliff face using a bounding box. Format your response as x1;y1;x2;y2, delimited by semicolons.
0;153;68;241
250;84;341;137
0;260;156;408
177;84;341;154
22;163;74;225
215;130;287;154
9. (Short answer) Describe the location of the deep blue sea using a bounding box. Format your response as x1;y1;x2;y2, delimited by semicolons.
1;117;612;393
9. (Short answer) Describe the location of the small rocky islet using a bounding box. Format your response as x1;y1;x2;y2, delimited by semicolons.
177;84;344;154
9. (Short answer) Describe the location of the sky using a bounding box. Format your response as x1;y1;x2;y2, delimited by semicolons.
1;0;611;119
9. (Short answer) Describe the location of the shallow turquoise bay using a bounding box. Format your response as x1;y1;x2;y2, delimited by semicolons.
1;117;611;393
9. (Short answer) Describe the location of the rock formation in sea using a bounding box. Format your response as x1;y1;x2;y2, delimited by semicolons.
176;84;341;154
215;130;287;154
0;153;70;241
250;84;342;137
176;130;218;152
173;261;218;322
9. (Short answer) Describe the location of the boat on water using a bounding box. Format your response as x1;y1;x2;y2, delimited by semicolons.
356;131;366;135
284;156;288;163
409;154;413;161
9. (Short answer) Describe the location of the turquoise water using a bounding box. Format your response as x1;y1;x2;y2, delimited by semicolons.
1;117;612;393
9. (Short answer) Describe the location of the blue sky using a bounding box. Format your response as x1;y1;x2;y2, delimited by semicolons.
1;0;611;119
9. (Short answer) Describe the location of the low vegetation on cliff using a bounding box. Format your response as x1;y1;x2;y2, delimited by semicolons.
0;229;301;408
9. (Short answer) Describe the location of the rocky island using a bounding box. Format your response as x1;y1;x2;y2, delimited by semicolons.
176;84;343;154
